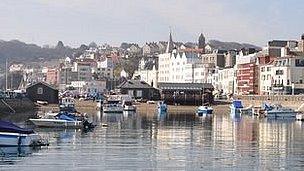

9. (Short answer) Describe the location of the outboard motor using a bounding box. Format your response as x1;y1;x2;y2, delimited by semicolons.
82;119;96;130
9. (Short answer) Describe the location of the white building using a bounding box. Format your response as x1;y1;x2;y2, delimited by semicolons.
218;67;235;95
95;57;114;79
133;57;158;88
120;69;129;78
193;63;214;83
158;32;202;83
259;63;273;95
207;67;220;94
271;56;304;95
9;64;24;72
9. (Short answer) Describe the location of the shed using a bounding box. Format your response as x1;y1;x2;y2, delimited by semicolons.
26;82;59;104
116;80;160;100
158;83;214;105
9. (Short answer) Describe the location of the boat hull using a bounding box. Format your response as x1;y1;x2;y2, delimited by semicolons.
30;119;83;128
266;111;297;119
296;113;304;121
197;106;213;116
230;107;241;118
123;105;136;111
0;132;41;147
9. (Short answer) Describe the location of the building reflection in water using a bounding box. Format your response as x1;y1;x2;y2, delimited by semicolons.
1;109;302;170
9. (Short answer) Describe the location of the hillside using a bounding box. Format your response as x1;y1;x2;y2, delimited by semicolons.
0;40;77;67
208;40;261;51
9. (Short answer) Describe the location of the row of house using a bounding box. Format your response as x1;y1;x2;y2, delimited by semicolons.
133;32;304;96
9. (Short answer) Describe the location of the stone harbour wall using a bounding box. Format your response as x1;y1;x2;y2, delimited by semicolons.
235;95;304;111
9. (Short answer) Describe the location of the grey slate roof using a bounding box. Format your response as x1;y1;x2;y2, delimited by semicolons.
117;80;154;89
158;83;214;91
26;81;58;90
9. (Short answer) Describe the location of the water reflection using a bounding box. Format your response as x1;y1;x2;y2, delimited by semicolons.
0;109;303;170
0;146;42;166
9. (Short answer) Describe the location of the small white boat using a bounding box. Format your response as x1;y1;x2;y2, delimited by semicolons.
36;100;48;105
122;96;136;111
157;101;167;113
59;97;76;112
123;104;136;111
296;113;304;121
197;106;213;116
0;120;47;147
29;112;83;128
103;98;123;113
265;104;297;119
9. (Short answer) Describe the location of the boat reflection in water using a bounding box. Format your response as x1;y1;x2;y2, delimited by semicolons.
1;107;303;170
0;146;42;165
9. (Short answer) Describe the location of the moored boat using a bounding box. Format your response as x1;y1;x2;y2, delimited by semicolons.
29;112;83;128
265;104;297;119
103;96;123;113
0;120;47;147
197;106;213;116
230;100;244;118
121;95;136;111
157;101;167;113
296;113;304;121
59;97;76;113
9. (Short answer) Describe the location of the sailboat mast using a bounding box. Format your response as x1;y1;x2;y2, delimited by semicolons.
5;58;8;91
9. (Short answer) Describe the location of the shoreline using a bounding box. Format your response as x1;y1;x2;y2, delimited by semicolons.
36;100;230;116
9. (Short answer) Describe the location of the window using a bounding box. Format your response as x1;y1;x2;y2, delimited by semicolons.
300;80;303;84
267;67;271;71
295;59;304;67
275;70;283;75
136;90;142;98
261;67;265;72
37;87;43;95
128;90;134;97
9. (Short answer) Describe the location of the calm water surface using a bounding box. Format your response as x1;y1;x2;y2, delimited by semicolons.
0;110;303;170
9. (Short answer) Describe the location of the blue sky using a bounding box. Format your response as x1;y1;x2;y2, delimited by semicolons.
0;0;303;47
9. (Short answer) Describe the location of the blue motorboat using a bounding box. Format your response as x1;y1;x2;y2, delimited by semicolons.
230;100;244;118
0;120;47;147
197;106;213;116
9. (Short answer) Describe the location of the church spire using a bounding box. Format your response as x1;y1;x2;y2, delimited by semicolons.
198;33;205;49
166;30;174;53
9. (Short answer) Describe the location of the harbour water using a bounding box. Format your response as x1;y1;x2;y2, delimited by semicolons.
0;110;303;170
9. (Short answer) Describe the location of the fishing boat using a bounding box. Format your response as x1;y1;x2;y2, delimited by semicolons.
230;100;244;118
29;112;83;128
197;106;213;116
157;101;167;113
0;120;47;147
103;95;123;113
265;104;297;119
59;97;76;113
